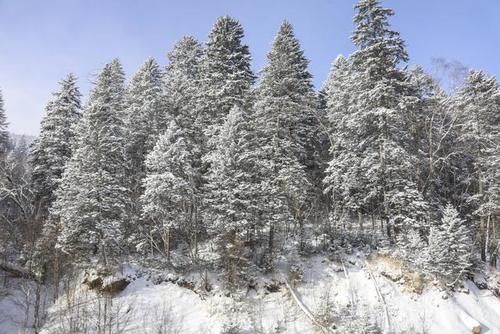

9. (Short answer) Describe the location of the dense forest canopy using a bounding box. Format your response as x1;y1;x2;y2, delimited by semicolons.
0;0;498;301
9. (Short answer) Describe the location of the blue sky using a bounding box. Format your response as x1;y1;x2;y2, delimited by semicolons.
1;0;499;135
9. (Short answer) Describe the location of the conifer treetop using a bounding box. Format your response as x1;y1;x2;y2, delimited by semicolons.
0;89;9;154
351;0;408;69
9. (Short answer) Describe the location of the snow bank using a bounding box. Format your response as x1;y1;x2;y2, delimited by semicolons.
12;256;499;334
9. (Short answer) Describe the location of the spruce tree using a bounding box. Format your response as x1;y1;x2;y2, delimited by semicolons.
0;90;8;154
329;0;427;238
258;21;319;165
195;16;255;252
323;55;366;227
164;36;204;134
205;106;258;236
427;204;472;285
254;21;313;256
54;59;129;265
0;89;9;156
322;55;352;134
141;121;198;260
196;16;255;140
160;36;205;256
125;58;165;231
30;74;82;221
454;70;500;262
205;105;262;286
397;229;427;270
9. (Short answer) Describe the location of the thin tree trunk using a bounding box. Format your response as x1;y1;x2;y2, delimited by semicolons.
490;215;497;267
386;218;391;241
358;211;363;233
479;173;486;261
268;224;274;255
194;198;199;258
101;241;108;268
53;252;60;302
33;283;41;333
486;214;491;263
103;297;107;334
165;227;170;262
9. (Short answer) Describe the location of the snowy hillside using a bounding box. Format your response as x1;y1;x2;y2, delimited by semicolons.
2;251;499;334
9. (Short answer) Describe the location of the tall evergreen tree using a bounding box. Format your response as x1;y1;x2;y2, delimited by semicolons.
254;21;313;255
30;74;82;221
164;36;204;134
196;16;255;140
141;121;198;260
205;105;262;285
0;89;9;156
53;59;129;265
323;55;365;226
194;17;255;251
160;37;205;256
258;21;319;166
125;58;165;231
326;0;428;238
454;70;500;262
322;55;352;133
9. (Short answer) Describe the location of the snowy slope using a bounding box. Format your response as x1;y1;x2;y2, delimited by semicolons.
294;255;500;333
2;255;498;334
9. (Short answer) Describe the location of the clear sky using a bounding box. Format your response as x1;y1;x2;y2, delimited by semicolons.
1;0;499;135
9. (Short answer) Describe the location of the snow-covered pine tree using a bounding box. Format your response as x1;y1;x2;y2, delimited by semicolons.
125;58;165;235
427;204;472;285
194;17;255;253
155;37;206;256
407;68;447;211
205;105;261;287
164;36;204;135
0;89;9;156
258;21;322;222
396;228;427;270
53;59;129;266
322;55;351;134
335;0;428;238
453;70;500;262
261;21;320;163
196;16;255;142
30;74;82;221
322;55;367;229
275;22;319;155
140;120;198;260
253;21;312;257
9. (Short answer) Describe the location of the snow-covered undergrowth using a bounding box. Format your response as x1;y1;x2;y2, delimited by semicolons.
9;252;492;334
294;254;500;333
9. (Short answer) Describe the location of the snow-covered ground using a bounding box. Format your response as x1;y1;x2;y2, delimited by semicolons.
294;254;500;333
2;253;499;334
